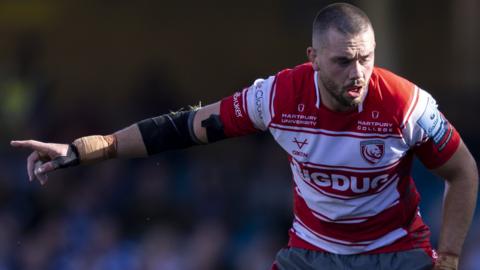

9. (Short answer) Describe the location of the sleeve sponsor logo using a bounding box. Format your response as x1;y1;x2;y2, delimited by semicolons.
254;87;264;121
437;127;453;152
417;97;449;145
233;92;243;118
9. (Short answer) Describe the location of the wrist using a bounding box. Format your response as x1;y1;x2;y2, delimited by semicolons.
50;144;80;169
72;135;117;163
435;252;459;270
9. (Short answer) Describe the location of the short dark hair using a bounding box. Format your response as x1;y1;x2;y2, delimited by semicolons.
312;3;372;48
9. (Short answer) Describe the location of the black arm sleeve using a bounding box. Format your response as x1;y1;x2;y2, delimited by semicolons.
201;114;227;143
137;110;202;155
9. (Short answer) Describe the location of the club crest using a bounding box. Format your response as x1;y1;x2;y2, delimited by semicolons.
360;140;385;165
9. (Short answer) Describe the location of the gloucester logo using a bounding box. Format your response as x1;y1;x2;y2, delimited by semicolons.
360;140;385;165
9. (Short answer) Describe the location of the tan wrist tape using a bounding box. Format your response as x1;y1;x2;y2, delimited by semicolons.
72;135;117;163
436;253;459;269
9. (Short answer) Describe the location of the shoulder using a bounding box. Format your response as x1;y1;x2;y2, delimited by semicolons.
277;62;314;77
259;63;318;127
371;67;416;104
369;67;420;126
274;62;315;99
276;63;314;89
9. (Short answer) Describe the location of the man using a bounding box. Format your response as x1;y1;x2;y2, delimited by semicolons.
11;3;478;270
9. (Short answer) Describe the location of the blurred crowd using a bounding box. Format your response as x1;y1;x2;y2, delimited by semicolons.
1;143;293;270
0;36;295;270
1;2;480;269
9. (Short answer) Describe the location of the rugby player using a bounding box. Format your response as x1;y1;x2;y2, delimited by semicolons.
11;3;478;270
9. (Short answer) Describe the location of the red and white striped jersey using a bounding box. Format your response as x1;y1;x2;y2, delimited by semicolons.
219;63;460;255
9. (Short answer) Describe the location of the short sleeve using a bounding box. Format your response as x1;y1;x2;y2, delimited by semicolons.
403;88;461;169
219;76;275;137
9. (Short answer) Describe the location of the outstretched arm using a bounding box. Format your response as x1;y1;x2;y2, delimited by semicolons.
112;101;220;157
11;102;221;184
432;140;478;270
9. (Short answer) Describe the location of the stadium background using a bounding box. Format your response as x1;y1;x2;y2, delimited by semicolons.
0;0;479;269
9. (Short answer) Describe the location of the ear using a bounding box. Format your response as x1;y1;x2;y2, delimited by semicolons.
306;47;319;71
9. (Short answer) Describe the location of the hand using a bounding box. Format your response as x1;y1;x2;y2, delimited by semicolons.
10;140;71;185
433;253;459;270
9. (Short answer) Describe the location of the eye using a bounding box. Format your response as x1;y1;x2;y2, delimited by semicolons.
336;58;352;66
360;55;373;64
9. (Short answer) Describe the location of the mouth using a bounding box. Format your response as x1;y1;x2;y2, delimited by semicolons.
346;86;363;98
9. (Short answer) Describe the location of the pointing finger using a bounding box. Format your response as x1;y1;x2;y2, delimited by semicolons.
11;140;33;148
11;140;52;153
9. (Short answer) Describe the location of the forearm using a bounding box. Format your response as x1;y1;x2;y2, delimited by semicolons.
73;103;222;163
114;124;148;158
73;124;147;163
72;101;223;165
433;141;478;269
437;172;478;255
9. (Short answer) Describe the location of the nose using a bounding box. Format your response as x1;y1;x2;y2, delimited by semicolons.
349;61;363;82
